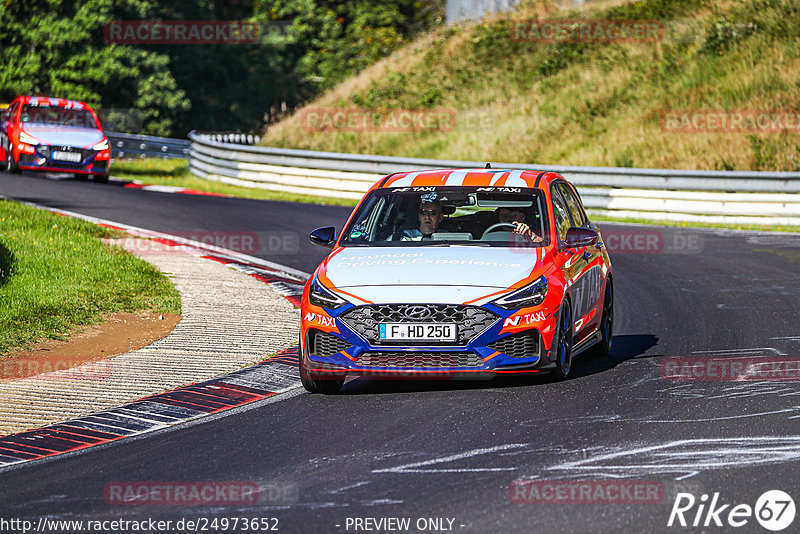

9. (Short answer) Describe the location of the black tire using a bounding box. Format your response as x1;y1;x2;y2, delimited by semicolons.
94;173;110;184
299;335;344;394
594;277;614;357
74;173;89;181
552;299;574;380
5;144;20;174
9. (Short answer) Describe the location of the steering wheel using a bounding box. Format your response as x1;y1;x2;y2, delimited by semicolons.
481;222;517;239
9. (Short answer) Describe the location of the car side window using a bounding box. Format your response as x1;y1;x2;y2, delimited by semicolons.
551;187;571;243
4;102;18;123
557;182;587;227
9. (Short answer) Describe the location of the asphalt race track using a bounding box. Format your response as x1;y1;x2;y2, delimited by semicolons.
2;171;800;533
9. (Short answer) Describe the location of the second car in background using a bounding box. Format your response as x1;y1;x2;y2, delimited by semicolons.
0;96;111;183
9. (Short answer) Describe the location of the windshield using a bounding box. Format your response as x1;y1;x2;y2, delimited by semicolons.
20;104;98;129
341;186;549;248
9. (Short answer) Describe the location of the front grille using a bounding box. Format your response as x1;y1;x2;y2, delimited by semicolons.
340;304;499;345
44;161;88;170
357;352;482;368
309;330;351;357
488;331;540;358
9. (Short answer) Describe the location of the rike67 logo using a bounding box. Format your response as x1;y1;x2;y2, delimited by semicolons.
668;490;796;531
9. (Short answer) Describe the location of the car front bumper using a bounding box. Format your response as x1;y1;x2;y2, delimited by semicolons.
18;148;109;175
301;302;560;379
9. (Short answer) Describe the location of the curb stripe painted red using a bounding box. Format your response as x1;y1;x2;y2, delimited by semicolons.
0;202;305;469
122;183;230;197
0;347;300;468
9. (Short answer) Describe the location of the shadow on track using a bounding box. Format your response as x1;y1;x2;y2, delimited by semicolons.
339;333;659;395
13;171;133;186
570;333;660;379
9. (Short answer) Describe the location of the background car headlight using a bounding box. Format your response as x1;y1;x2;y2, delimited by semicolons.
492;275;548;309
18;132;40;145
309;278;349;309
92;139;109;151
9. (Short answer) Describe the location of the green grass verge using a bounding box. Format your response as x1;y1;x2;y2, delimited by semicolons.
111;158;358;207
0;199;181;356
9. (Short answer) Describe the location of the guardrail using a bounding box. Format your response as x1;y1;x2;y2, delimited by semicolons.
107;131;189;159
188;131;800;225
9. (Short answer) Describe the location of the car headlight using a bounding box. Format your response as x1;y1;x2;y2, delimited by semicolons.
492;275;548;310
19;131;39;145
92;139;109;151
309;278;349;309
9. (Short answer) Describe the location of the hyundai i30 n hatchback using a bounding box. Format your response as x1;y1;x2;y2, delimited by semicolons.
300;168;613;393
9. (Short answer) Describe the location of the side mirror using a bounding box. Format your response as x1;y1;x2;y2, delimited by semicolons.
564;227;599;248
309;226;336;247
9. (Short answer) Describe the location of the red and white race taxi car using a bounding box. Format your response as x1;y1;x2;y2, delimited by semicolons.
300;168;613;393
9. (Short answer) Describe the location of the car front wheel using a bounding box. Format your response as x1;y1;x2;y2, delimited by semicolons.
552;299;574;380
594;278;613;357
5;144;20;174
299;336;344;394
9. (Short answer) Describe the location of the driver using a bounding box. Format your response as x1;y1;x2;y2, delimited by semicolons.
496;207;542;243
400;198;443;240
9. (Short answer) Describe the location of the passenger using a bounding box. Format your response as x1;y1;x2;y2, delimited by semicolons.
496;207;542;243
400;200;443;240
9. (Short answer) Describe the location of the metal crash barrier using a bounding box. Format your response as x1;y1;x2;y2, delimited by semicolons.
188;131;800;225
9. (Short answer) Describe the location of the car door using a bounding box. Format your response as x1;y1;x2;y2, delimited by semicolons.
555;181;605;342
551;184;585;337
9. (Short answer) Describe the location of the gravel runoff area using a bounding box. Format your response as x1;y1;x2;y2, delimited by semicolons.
0;239;299;436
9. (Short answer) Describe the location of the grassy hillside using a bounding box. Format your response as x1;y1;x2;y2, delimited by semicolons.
262;0;800;171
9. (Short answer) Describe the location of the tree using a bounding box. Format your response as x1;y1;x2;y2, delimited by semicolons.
0;0;189;136
256;0;444;91
0;0;444;135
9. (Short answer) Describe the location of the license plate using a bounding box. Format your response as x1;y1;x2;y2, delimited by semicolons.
379;323;456;341
52;151;82;162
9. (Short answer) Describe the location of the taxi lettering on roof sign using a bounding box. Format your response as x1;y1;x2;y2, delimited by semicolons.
298;168;614;393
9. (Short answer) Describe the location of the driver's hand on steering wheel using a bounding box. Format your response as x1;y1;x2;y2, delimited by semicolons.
512;221;542;243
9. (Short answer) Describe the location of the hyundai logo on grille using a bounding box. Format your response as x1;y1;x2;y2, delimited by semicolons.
404;306;432;320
